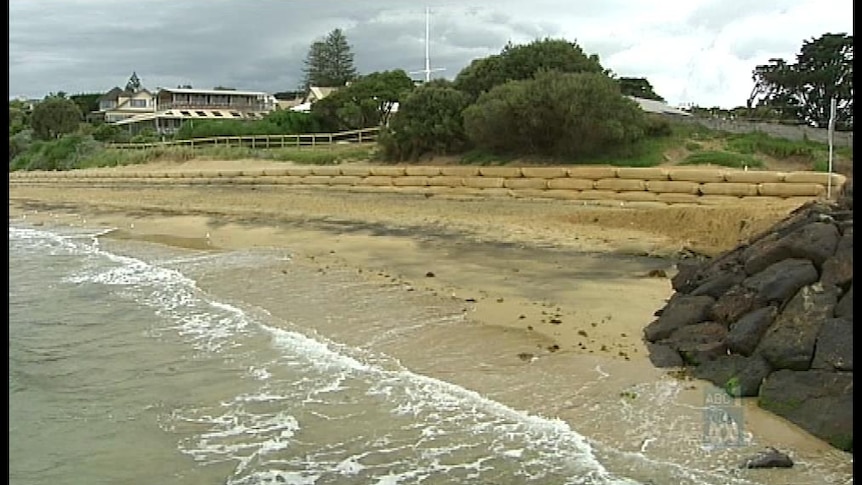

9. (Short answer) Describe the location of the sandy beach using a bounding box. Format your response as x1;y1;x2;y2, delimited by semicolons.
9;160;851;482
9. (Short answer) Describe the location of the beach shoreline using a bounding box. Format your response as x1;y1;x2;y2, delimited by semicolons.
9;175;850;480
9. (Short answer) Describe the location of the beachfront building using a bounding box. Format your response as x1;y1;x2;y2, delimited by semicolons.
103;87;279;135
627;96;691;117
92;87;156;124
288;86;340;113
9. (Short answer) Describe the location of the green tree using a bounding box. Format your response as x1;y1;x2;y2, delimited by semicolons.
453;38;606;100
126;71;142;92
30;96;83;140
302;28;358;88
69;93;102;119
463;70;646;159
91;123;131;143
748;33;853;129
311;69;415;131
9;99;31;136
617;77;665;101
380;85;472;161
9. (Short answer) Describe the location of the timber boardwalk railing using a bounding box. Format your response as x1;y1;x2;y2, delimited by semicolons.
106;127;381;150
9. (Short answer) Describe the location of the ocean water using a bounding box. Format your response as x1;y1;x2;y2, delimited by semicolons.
8;222;853;485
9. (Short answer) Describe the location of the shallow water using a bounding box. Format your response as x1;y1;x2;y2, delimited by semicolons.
9;222;852;485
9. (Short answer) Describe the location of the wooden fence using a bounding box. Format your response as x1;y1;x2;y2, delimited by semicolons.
107;127;381;150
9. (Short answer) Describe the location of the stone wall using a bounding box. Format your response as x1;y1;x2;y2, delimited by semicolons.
10;165;848;206
675;116;854;148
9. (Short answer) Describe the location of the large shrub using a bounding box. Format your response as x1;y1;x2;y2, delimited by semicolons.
380;86;472;161
453;38;606;101
463;70;647;159
9;129;34;163
10;134;101;171
92;123;131;143
30;96;83;140
173;111;323;139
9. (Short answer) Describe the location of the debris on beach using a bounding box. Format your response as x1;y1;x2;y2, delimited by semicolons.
740;447;794;469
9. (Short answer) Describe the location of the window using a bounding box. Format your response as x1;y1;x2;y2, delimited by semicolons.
212;111;223;117
196;111;207;117
180;111;192;116
130;99;147;108
100;100;117;110
230;112;242;117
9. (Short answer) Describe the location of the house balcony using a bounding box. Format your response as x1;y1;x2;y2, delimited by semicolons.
156;102;271;112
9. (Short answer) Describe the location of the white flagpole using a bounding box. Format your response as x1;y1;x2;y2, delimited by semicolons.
425;7;431;83
827;97;836;199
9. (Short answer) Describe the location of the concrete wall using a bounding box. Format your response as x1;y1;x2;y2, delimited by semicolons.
10;165;848;207
676;116;853;148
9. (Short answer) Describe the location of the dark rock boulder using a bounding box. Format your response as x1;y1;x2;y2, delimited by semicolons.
821;228;853;289
757;283;840;370
662;321;727;365
726;306;778;356
693;354;772;397
643;295;715;342
743;221;840;275
759;369;853;451
672;248;744;294
690;271;745;299
834;284;853;318
646;342;684;368
710;284;761;325
645;197;853;452
812;317;853;371
741;258;819;307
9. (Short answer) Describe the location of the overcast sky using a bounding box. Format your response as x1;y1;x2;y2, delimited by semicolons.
8;0;853;108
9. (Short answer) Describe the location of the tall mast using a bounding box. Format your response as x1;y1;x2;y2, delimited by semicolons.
424;7;431;83
409;6;445;83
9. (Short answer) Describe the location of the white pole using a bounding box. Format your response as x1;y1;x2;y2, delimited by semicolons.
827;97;836;199
424;7;431;83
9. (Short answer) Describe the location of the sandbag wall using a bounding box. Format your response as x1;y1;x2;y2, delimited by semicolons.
10;165;848;206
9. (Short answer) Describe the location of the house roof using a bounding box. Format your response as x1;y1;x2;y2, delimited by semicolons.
628;96;691;116
99;87;152;102
158;87;270;97
309;86;338;101
98;87;126;102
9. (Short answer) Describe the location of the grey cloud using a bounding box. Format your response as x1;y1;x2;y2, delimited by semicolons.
10;0;568;97
685;0;805;32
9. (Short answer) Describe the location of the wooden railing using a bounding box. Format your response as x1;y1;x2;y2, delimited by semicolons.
106;127;381;150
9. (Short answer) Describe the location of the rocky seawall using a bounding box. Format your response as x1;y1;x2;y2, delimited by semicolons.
644;185;853;452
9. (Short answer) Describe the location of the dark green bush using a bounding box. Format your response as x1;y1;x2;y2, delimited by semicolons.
463;70;646;160
380;86;472;161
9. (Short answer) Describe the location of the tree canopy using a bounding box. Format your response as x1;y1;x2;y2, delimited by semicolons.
30;96;82;140
463;70;646;159
747;32;853;129
311;69;415;131
453;38;606;100
380;85;472;161
617;77;665;102
302;28;358;88
126;72;142;92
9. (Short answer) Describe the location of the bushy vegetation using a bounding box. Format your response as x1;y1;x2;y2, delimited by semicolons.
379;85;471;161
680;150;765;169
381;39;661;163
9;134;102;171
8;32;852;173
174;110;324;139
464;71;646;159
